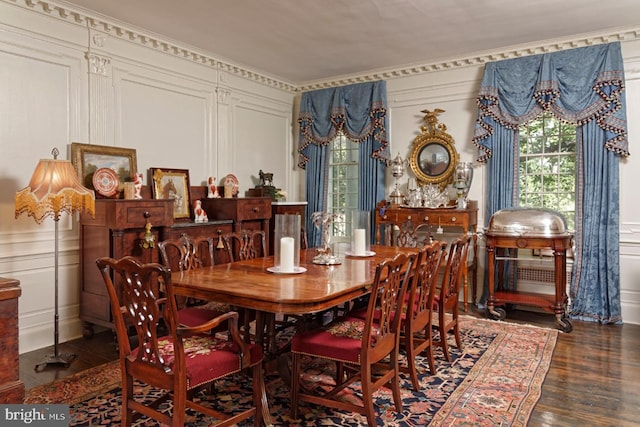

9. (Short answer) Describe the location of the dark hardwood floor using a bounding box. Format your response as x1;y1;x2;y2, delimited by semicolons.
20;307;640;426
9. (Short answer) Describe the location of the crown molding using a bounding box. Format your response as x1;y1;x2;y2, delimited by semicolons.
12;0;298;92
9;1;640;94
297;27;640;92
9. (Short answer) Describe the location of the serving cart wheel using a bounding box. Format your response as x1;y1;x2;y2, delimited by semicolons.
487;306;507;321
557;315;573;333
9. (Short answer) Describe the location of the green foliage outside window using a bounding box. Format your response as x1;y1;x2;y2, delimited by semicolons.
519;113;576;230
328;133;359;237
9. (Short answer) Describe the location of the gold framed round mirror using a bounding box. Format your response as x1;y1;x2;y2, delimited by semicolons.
408;109;459;188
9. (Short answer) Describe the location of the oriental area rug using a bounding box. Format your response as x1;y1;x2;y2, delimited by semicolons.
25;317;558;426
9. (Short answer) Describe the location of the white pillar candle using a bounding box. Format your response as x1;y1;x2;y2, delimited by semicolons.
280;236;295;272
354;228;366;255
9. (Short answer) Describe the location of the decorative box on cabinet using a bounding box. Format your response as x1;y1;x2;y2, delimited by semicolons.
269;201;307;255
375;201;478;311
0;277;24;403
200;197;272;254
79;199;174;337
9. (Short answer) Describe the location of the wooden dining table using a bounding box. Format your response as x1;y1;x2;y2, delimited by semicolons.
171;244;419;355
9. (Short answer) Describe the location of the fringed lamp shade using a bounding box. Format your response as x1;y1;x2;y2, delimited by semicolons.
14;147;95;371
15;152;95;223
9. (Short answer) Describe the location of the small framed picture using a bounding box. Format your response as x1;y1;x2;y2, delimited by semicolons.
150;167;191;219
70;142;137;192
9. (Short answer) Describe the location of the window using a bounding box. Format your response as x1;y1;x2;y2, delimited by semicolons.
519;113;576;230
327;132;359;237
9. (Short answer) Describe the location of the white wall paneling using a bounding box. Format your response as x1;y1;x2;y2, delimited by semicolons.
230;92;293;195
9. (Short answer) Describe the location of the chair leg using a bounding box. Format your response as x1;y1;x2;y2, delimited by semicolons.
172;388;186;426
423;333;436;375
405;332;420;391
290;353;301;420
439;309;451;362
360;364;377;427
390;356;403;413
453;305;463;350
122;373;134;427
253;363;272;427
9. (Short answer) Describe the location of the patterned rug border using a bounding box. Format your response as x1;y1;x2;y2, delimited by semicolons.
25;359;121;405
434;316;558;426
24;317;558;426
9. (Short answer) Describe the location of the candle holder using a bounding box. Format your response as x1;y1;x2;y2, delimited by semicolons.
311;211;341;265
348;211;373;257
270;214;304;274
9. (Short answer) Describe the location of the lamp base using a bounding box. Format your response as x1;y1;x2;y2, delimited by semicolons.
34;352;77;372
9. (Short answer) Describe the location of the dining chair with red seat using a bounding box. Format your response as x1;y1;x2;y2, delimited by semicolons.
346;242;445;390
289;253;414;426
433;234;471;362
96;256;272;427
400;240;446;390
158;234;232;329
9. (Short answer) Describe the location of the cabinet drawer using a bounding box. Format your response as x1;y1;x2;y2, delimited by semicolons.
116;203;172;229
421;211;464;227
238;198;271;221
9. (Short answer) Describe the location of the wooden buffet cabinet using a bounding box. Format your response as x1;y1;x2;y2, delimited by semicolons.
375;201;479;310
0;277;24;403
79;199;174;337
79;196;268;336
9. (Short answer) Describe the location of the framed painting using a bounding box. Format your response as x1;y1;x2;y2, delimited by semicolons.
70;143;138;191
150;167;191;219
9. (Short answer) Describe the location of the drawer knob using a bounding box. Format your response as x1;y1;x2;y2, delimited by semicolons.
253;207;259;213
424;216;429;222
451;216;457;222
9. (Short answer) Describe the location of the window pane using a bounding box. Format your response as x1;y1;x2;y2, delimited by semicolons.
327;133;359;237
519;113;576;230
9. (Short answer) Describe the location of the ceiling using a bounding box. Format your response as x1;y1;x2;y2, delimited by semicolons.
60;0;640;85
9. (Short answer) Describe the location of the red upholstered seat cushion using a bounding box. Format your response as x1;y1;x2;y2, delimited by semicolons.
134;334;263;389
291;317;379;364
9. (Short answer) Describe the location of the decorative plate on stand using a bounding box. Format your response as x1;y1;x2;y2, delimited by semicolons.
93;168;120;198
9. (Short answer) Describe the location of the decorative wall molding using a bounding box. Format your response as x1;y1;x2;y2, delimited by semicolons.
298;28;640;92
86;52;110;76
216;87;231;106
16;0;640;95
14;0;298;92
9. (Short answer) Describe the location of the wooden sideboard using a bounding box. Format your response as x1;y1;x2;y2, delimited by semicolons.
0;277;24;403
375;201;479;310
79;199;174;337
269;201;307;255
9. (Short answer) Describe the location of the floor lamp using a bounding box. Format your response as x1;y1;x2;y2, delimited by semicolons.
15;147;95;372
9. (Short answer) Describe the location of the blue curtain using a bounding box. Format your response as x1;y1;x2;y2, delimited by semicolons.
473;42;629;324
298;81;390;247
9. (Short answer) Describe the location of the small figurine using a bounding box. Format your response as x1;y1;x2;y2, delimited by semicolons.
259;169;274;187
133;172;143;199
193;200;208;222
208;176;220;198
